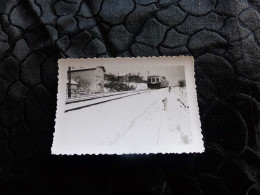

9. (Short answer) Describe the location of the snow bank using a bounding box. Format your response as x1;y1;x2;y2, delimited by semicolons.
171;87;188;112
133;83;148;90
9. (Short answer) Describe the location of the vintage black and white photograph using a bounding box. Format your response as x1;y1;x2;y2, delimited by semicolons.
52;57;203;154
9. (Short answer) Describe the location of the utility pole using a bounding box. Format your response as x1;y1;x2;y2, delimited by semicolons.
117;73;119;91
68;66;71;98
128;73;131;90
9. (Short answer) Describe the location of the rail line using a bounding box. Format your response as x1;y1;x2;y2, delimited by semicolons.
65;89;148;105
64;89;155;113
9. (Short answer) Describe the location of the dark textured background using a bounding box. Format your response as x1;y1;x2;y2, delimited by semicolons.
0;0;259;194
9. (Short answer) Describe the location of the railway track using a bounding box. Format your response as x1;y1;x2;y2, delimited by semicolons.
65;89;156;113
65;89;148;104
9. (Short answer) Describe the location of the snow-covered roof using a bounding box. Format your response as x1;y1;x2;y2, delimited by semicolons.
67;79;78;85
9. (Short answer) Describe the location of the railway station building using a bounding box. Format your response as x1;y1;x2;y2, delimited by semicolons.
67;79;78;90
68;66;106;93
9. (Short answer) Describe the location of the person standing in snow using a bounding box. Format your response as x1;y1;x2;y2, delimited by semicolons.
168;86;171;94
162;97;168;111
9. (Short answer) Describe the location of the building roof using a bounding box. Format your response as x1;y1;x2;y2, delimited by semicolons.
67;79;78;85
147;75;160;78
69;66;106;73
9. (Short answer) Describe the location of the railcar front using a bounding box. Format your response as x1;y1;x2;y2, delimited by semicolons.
147;76;161;89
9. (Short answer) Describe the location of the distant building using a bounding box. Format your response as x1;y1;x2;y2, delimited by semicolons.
68;66;106;93
119;74;130;82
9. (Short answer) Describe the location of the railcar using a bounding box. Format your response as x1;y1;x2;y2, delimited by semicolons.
147;76;169;89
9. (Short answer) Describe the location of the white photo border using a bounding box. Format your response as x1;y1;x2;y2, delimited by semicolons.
52;56;204;155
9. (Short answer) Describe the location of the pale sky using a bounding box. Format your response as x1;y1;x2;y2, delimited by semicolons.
104;65;185;86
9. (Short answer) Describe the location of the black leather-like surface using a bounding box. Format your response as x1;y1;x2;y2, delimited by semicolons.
0;0;259;194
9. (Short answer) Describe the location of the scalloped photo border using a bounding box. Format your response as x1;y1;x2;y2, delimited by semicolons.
52;56;204;155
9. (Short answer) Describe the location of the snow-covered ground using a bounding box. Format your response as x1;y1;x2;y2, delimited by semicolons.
58;87;192;150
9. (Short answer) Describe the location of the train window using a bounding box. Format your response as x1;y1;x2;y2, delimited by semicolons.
156;78;159;82
148;78;151;82
152;78;155;82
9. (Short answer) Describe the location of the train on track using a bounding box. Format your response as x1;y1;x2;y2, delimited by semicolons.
147;76;169;89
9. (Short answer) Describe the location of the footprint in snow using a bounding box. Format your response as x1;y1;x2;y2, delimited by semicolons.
176;124;181;131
